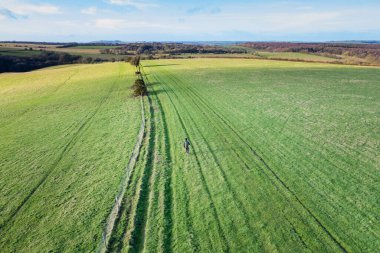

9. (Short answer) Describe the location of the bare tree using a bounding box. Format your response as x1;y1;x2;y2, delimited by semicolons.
130;55;141;73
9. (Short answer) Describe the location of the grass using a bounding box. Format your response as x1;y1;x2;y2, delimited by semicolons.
0;63;142;252
109;58;379;252
49;47;101;55
256;51;337;61
73;45;120;50
1;58;379;252
0;43;126;60
0;48;44;57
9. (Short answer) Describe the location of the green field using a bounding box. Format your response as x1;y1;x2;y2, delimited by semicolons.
0;43;126;60
109;59;379;252
0;58;379;252
73;45;120;50
256;51;337;62
0;48;43;57
0;63;141;252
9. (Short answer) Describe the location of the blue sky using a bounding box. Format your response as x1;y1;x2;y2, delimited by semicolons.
0;0;379;42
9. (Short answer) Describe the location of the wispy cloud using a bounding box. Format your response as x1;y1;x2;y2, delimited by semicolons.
81;7;97;15
107;0;156;9
186;7;202;15
0;8;20;19
186;6;222;15
1;0;380;42
0;1;60;16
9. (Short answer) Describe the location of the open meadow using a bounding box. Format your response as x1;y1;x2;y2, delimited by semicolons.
0;58;379;252
0;63;141;252
108;58;380;252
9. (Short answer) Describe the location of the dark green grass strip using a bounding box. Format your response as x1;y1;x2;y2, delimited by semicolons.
147;67;231;253
143;70;199;252
127;92;156;253
160;71;264;242
149;83;174;253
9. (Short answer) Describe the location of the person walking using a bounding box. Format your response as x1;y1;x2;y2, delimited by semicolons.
184;138;191;154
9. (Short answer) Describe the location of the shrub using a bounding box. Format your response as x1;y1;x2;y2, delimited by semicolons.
132;78;147;96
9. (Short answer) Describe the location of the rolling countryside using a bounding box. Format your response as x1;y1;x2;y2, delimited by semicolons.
1;58;378;252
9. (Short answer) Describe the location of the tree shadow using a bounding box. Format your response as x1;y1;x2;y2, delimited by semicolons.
147;81;159;86
144;64;179;68
148;88;169;96
146;81;170;95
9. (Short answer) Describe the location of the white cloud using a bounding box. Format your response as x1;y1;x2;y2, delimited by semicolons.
0;1;60;16
81;7;97;15
1;1;380;41
107;0;156;9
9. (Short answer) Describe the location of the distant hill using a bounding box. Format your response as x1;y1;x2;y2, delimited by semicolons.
328;40;380;44
89;40;125;44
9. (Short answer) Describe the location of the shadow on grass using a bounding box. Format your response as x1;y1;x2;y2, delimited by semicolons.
144;64;179;68
147;82;171;96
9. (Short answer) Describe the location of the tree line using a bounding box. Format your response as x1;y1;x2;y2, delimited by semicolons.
130;56;147;97
0;52;85;73
100;42;247;55
242;42;380;64
0;51;135;73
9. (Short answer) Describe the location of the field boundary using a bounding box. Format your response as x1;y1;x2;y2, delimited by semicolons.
97;95;146;253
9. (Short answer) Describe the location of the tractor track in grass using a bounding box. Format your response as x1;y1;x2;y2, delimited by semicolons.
225;104;377;228
161;68;348;253
147;68;231;253
189;76;377;243
154;69;261;242
99;67;147;253
107;179;138;252
183;91;314;248
275;101;378;167
107;125;150;253
266;111;376;184
0;67;122;236
218;88;376;184
160;68;316;250
122;74;173;253
106;70;174;253
143;70;192;252
150;86;173;253
186;76;348;252
121;91;155;253
285;217;309;249
135;94;158;253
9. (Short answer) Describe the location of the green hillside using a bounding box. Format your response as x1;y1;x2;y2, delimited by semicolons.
1;59;379;252
0;63;141;252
